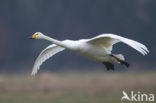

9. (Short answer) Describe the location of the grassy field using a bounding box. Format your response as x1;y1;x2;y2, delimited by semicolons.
0;71;155;103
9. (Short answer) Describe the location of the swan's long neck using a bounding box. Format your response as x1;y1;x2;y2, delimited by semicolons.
42;35;69;48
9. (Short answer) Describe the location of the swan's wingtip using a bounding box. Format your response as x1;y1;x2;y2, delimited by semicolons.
31;73;35;76
31;71;37;76
142;50;149;56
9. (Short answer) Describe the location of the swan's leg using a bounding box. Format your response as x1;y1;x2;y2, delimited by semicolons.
110;54;130;68
119;60;130;67
102;62;114;71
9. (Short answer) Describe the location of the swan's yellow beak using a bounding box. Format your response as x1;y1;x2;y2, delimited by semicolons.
31;33;37;39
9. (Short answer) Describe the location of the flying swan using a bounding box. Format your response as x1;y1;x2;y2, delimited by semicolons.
30;32;149;75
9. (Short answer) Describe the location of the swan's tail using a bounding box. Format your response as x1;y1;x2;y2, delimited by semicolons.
111;54;130;68
114;54;125;61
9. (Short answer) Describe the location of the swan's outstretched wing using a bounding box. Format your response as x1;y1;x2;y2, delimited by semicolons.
31;44;65;75
87;34;149;55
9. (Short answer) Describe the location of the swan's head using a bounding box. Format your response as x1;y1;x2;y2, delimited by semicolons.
30;32;44;39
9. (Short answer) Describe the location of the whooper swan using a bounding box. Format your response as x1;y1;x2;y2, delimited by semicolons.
30;32;149;75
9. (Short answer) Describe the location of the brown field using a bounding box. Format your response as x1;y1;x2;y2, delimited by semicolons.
0;71;155;103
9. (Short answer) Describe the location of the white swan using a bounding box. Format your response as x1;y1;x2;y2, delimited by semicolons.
30;32;149;75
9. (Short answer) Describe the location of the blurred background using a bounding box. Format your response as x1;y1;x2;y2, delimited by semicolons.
0;0;156;103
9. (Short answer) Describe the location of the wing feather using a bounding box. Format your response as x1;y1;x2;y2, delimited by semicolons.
87;34;149;55
31;44;65;75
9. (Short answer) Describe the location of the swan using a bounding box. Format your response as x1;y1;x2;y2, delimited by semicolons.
30;32;149;75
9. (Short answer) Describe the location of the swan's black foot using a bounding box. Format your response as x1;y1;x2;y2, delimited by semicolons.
110;54;130;68
120;60;130;67
102;62;114;71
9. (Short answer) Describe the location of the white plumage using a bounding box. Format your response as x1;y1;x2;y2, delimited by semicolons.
87;34;148;55
31;44;65;75
30;32;149;75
